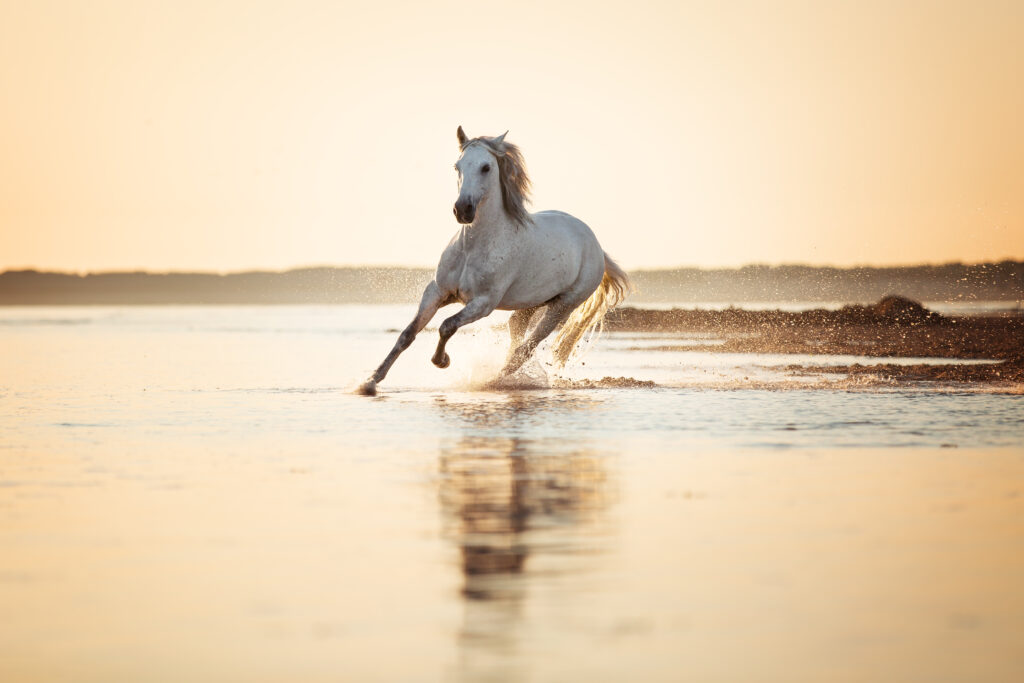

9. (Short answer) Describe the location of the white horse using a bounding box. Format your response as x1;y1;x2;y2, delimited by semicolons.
358;127;631;395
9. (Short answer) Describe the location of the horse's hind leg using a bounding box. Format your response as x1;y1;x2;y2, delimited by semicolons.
506;306;539;362
501;302;575;376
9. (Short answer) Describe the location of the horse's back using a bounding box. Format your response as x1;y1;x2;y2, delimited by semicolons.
530;209;604;264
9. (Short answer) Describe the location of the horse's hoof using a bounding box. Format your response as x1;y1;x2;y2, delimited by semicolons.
356;380;377;396
433;353;450;369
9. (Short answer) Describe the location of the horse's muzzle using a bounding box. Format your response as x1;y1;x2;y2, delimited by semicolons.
454;199;475;224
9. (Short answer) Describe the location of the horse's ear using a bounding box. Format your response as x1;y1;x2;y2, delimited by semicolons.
456;126;469;148
493;130;508;146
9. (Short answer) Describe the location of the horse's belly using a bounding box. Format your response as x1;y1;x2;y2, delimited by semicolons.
497;279;567;309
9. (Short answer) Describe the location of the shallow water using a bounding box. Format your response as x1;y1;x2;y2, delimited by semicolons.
2;305;1023;681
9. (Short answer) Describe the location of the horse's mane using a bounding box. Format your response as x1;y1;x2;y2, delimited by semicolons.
462;135;533;228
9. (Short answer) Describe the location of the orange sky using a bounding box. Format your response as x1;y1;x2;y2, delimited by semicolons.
1;0;1021;271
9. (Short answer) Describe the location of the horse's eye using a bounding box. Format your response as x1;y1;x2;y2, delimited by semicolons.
481;163;491;173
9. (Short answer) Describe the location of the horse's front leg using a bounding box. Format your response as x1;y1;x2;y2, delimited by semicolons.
358;281;448;395
432;297;497;369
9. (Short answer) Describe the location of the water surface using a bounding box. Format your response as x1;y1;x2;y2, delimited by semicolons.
1;306;1022;681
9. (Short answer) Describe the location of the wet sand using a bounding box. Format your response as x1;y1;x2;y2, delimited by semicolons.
607;297;1024;388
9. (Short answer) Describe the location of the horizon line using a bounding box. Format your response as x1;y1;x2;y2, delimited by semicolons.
3;258;1023;277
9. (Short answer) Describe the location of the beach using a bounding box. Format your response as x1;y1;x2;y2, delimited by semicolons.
4;0;1023;678
1;304;1022;681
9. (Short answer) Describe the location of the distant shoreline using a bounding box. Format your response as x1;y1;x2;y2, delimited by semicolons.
1;262;1021;305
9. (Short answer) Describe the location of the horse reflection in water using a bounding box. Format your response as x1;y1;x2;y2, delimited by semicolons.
442;438;531;598
435;394;612;674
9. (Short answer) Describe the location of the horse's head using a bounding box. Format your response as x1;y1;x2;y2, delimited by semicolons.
453;126;504;224
453;126;532;227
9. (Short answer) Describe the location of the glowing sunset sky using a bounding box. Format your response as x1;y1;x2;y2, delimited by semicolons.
1;0;1021;271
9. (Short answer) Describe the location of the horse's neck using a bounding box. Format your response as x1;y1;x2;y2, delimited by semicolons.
476;191;512;229
463;201;515;252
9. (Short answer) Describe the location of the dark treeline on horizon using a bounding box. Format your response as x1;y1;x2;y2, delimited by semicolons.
0;262;1021;305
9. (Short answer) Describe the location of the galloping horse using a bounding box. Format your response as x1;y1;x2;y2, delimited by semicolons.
358;127;631;395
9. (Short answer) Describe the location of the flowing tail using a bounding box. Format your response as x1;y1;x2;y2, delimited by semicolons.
552;253;634;366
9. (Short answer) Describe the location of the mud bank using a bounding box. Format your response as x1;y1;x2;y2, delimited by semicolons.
786;359;1024;385
605;296;1024;385
607;297;1023;360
